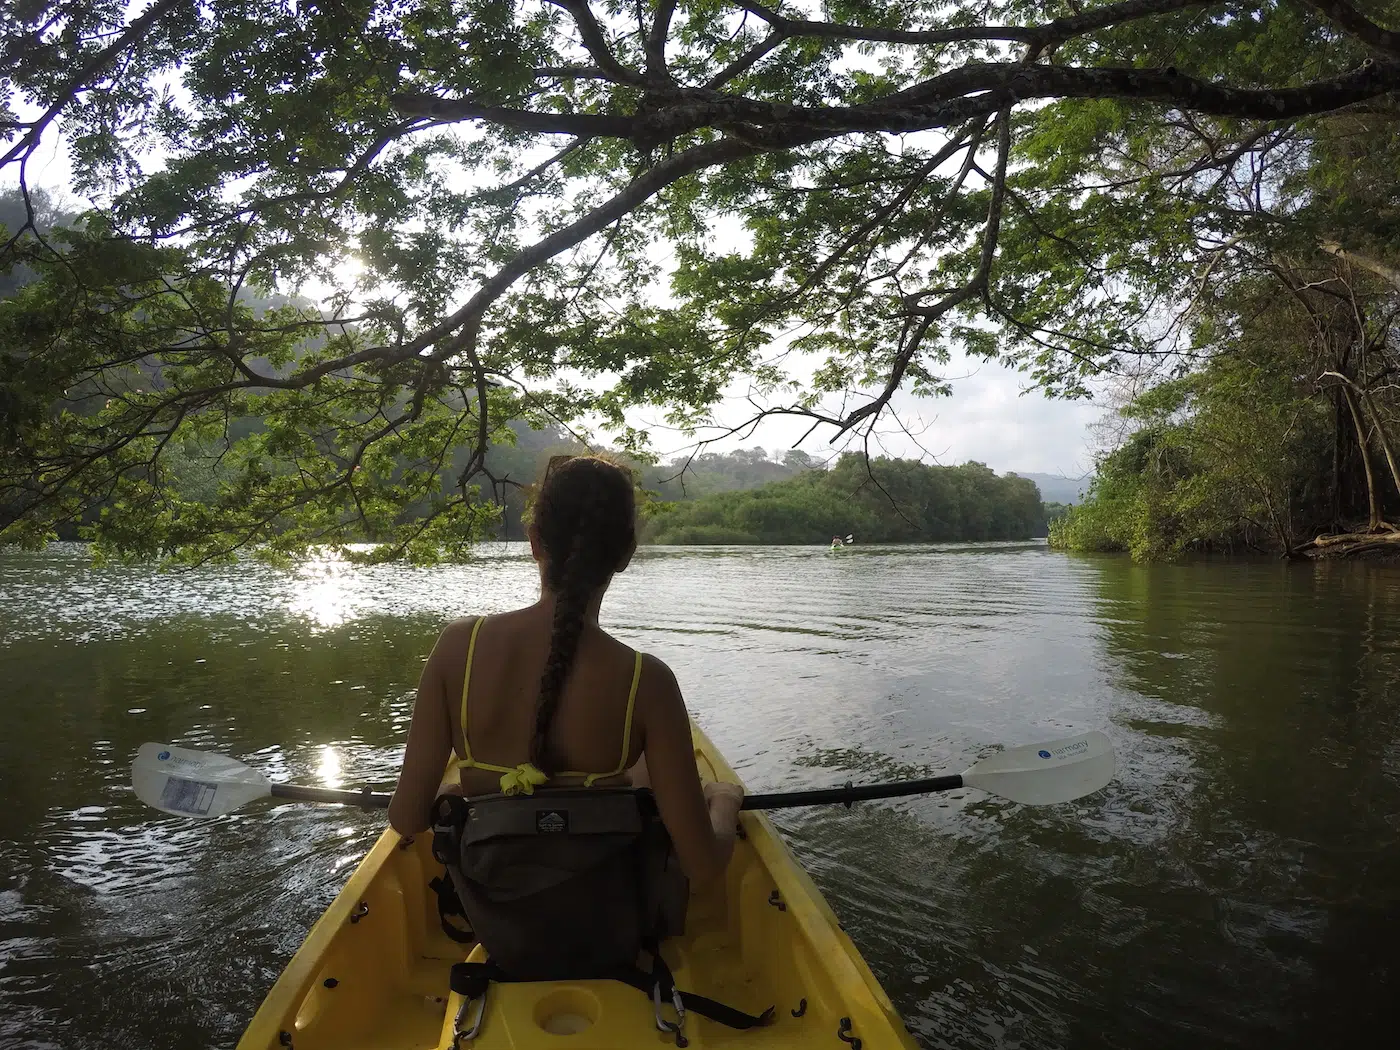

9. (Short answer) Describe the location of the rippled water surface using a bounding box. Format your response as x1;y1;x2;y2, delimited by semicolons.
3;542;1400;1049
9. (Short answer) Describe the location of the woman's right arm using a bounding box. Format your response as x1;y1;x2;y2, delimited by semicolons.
387;622;463;837
638;655;743;883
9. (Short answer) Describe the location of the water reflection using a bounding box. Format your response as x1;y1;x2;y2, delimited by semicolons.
316;745;343;789
289;554;354;629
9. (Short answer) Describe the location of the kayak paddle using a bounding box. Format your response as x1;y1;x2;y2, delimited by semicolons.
132;731;1113;819
742;731;1114;809
131;742;390;818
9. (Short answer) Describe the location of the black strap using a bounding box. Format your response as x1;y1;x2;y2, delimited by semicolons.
613;954;775;1030
450;960;500;999
447;958;773;1031
429;875;476;944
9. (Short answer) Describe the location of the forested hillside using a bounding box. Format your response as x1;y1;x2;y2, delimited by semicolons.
435;424;816;540
645;455;1045;544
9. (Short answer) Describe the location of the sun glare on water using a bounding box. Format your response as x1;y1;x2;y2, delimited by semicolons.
317;745;343;789
288;552;351;629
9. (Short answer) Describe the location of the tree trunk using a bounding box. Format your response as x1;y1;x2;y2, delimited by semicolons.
1341;384;1381;530
1331;384;1345;530
1360;385;1400;516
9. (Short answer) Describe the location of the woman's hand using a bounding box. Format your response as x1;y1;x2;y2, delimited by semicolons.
703;779;743;804
703;780;744;829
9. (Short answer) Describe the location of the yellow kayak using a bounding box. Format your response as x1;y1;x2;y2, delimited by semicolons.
238;722;919;1050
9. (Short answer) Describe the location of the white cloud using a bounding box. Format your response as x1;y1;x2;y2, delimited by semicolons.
887;351;1100;476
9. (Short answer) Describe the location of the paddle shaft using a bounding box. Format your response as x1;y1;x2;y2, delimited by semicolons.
271;783;392;808
742;774;962;811
266;776;966;813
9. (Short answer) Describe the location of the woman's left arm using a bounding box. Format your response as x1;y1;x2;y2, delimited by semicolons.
388;627;457;835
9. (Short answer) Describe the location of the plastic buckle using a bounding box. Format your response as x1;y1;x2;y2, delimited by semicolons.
652;982;688;1047
452;982;487;1046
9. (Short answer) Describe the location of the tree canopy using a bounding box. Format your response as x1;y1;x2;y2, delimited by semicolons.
2;0;1398;559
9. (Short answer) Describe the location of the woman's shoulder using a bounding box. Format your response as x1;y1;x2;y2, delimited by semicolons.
590;630;675;685
436;614;483;645
426;615;489;668
634;650;683;706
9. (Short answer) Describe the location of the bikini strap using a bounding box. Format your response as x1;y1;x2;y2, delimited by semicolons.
582;650;643;787
456;616;486;767
455;616;550;795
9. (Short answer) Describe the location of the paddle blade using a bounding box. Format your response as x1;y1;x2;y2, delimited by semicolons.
961;731;1115;805
132;742;272;818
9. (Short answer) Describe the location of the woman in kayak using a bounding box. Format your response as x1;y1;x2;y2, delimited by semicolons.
388;454;744;883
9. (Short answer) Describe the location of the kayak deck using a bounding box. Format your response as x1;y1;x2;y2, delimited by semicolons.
239;723;917;1049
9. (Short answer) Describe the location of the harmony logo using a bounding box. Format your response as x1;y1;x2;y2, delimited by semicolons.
1040;739;1092;761
157;750;171;761
535;810;569;834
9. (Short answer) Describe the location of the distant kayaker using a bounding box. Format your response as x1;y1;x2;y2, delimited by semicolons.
388;454;744;884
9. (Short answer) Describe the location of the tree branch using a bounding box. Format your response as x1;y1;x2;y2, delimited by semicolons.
544;0;648;86
1322;240;1400;292
389;92;632;135
398;59;1400;149
704;30;788;90
424;130;827;361
1;0;184;170
735;0;1219;50
1302;0;1400;59
646;0;678;82
839;108;1013;435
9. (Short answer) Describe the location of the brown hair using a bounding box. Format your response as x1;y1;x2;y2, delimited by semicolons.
529;455;637;771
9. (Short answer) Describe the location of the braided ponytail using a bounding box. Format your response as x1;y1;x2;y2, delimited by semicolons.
528;456;637;772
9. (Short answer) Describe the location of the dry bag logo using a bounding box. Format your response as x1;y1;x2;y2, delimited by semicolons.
535;810;569;834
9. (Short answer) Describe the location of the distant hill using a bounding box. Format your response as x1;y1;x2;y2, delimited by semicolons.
1015;472;1091;505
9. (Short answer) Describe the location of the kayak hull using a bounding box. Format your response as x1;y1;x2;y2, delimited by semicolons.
238;723;918;1049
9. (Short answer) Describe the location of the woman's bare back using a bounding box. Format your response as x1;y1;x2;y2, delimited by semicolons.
439;609;643;795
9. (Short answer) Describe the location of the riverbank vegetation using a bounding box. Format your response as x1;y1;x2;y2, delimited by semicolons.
646;456;1045;544
3;2;1399;561
1049;138;1400;560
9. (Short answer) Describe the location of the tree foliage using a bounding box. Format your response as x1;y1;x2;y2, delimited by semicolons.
3;0;1399;558
648;454;1046;543
1051;254;1400;559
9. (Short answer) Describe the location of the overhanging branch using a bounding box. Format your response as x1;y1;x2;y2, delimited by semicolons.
396;60;1400;148
1302;0;1400;59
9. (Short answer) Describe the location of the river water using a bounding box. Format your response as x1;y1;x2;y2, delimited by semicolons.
2;541;1399;1049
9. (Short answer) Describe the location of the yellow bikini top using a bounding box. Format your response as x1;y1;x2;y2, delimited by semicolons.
453;615;642;795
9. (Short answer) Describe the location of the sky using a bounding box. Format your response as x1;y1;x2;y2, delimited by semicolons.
632;351;1102;477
